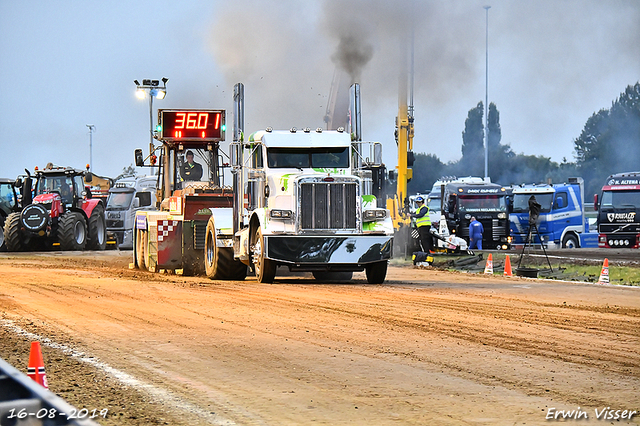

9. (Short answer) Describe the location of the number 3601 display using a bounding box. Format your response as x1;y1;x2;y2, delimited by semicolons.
158;109;225;142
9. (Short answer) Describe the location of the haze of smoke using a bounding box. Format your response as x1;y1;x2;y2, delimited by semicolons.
207;0;482;131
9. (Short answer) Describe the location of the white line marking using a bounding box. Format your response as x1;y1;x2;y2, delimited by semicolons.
1;319;236;425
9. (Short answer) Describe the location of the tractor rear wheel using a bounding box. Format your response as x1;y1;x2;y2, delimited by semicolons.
0;215;6;251
58;212;87;251
204;216;247;280
4;212;26;252
87;204;107;250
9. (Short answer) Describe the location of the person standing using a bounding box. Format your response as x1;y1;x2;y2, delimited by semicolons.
411;196;433;253
469;217;484;250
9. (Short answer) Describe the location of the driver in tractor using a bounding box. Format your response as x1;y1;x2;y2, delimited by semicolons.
180;150;203;182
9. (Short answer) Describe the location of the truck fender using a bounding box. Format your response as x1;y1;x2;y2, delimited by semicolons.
560;228;581;248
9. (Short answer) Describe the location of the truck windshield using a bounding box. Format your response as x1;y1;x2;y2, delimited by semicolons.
512;193;553;213
458;195;506;212
427;197;441;212
107;192;134;210
600;190;640;209
267;147;349;169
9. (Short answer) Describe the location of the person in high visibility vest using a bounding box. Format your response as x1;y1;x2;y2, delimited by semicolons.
411;196;433;253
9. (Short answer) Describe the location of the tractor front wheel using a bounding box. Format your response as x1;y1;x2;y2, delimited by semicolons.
58;212;87;251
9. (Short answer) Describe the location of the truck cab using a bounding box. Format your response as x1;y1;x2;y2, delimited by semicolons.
442;177;511;250
510;177;597;248
106;176;157;249
233;128;394;282
596;172;640;248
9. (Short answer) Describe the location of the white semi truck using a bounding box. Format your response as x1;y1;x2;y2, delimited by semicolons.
133;83;393;283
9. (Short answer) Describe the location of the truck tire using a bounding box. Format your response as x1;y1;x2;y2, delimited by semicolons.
4;213;25;252
562;234;579;249
312;271;353;282
252;227;276;283
205;216;247;280
365;261;388;284
58;212;87;251
87;204;107;250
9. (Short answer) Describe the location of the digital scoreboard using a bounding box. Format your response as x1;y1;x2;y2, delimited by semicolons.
158;109;225;142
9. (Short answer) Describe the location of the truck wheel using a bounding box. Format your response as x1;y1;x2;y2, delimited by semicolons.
205;216;247;280
365;261;388;284
87;204;107;250
220;248;248;281
204;216;223;279
312;271;353;282
4;213;25;251
562;234;579;249
58;212;87;251
252;227;276;283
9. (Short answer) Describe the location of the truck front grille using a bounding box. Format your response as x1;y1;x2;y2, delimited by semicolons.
106;219;124;228
300;182;357;230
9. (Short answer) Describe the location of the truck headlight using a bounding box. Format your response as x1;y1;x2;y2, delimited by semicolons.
270;209;293;219
497;212;506;219
363;209;387;222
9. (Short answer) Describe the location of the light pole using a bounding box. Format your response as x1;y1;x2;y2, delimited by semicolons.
483;5;490;179
86;124;95;171
134;78;168;171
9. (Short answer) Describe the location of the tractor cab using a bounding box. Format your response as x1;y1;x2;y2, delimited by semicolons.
34;168;86;212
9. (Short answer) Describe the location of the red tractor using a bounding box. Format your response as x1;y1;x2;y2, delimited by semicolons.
4;167;106;251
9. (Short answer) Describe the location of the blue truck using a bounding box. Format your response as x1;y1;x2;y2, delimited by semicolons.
509;177;598;248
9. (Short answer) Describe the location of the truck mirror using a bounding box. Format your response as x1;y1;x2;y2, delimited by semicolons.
85;172;93;183
133;197;140;208
555;198;564;209
373;143;382;165
135;149;144;167
593;194;599;211
230;143;242;167
14;178;22;188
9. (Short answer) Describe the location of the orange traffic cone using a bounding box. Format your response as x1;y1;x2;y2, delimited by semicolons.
504;255;513;277
27;341;48;388
598;258;610;284
484;253;494;274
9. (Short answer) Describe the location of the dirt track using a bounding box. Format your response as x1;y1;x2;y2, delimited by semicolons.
0;251;639;425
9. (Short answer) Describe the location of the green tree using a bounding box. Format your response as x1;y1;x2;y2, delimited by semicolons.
574;82;640;196
407;153;444;194
115;164;137;182
460;101;484;176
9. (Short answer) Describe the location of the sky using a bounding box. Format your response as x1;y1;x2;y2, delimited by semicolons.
1;0;638;181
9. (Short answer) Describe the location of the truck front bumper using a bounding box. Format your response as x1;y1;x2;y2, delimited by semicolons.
265;235;392;267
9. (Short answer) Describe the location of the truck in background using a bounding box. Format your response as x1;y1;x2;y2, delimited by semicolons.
510;177;598;249
595;172;640;248
105;176;157;249
443;177;511;250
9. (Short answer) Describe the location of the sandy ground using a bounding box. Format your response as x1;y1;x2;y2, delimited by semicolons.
0;251;639;425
